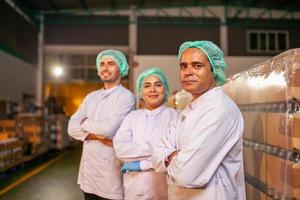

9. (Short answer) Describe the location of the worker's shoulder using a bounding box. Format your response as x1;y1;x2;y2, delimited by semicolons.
129;108;143;115
83;89;102;99
164;107;180;119
203;89;241;118
123;109;143;120
214;98;242;123
117;85;135;97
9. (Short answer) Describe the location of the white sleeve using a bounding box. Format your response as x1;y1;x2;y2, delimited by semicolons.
113;113;153;162
140;159;153;170
151;116;179;173
81;94;135;139
67;97;89;141
167;108;242;188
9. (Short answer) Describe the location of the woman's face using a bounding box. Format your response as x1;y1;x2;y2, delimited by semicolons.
142;75;165;110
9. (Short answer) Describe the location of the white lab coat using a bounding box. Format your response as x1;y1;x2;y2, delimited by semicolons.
68;85;135;199
113;105;179;200
152;87;246;200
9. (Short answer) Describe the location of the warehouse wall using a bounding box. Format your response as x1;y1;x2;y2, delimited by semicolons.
0;1;38;64
0;50;36;102
228;19;300;56
44;15;129;45
137;17;220;54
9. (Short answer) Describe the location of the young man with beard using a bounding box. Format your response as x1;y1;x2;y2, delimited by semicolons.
68;50;135;200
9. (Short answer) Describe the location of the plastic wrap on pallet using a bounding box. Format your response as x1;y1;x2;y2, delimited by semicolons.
223;48;300;199
242;112;267;144
224;49;300;104
244;146;300;199
246;183;265;200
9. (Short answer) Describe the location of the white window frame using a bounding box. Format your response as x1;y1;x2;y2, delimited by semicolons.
246;30;289;53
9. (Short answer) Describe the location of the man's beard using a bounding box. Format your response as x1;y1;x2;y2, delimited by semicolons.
101;74;120;83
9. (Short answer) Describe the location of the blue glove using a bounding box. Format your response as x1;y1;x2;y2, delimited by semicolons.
121;161;141;173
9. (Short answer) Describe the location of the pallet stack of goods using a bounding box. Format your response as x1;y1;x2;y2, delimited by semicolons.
47;114;69;150
0;119;23;173
0;138;23;173
223;49;300;199
17;113;49;157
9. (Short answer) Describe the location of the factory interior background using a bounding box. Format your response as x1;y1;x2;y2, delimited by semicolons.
0;0;300;199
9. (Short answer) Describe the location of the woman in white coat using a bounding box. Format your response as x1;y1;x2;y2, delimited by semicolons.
113;68;178;200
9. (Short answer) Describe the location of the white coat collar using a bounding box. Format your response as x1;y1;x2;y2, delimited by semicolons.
100;84;122;98
182;86;222;116
145;104;166;118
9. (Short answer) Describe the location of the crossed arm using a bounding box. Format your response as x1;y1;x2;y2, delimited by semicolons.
68;94;135;147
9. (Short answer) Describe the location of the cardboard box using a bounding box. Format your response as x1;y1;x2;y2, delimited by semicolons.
0;132;9;140
266;113;300;150
244;146;300;199
243;147;267;184
242;112;267;143
246;183;267;200
0;120;16;128
23;125;41;133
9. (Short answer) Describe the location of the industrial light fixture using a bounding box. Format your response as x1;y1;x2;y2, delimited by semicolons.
53;65;64;78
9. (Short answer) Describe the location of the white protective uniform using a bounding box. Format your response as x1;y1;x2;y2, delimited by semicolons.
113;105;179;200
68;85;135;199
152;87;245;200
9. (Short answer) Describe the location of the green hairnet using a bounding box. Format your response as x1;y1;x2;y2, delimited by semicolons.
137;68;169;102
96;49;129;78
178;40;227;86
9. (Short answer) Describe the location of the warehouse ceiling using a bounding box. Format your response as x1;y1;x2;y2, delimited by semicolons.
12;0;300;13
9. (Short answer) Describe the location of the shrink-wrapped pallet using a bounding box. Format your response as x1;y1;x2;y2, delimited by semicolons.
223;49;300;199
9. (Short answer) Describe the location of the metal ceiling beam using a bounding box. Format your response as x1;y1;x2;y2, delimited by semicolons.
4;0;39;26
181;7;194;17
205;6;218;18
156;8;170;17
255;8;269;19
79;0;88;10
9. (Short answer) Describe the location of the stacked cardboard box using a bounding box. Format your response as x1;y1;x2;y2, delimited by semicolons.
223;48;300;199
0;138;23;172
0;119;17;139
17;114;46;155
47;114;69;150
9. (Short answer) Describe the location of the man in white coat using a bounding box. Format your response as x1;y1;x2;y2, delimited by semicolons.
68;49;135;200
152;41;245;200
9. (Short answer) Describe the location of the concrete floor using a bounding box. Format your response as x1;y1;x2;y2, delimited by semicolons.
0;147;83;200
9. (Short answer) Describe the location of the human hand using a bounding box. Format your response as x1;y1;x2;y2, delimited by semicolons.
98;138;113;147
85;133;113;147
85;133;98;140
165;150;179;167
